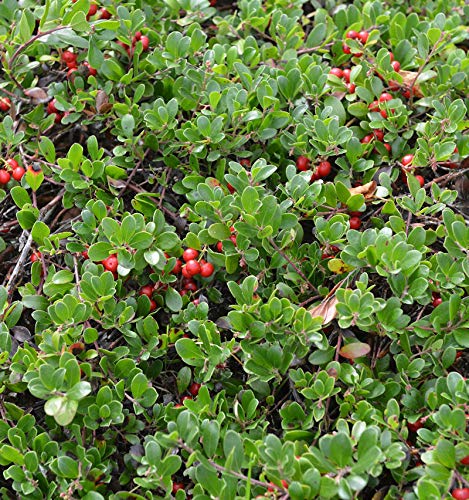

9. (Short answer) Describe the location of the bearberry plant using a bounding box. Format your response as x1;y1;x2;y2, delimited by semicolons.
0;1;468;499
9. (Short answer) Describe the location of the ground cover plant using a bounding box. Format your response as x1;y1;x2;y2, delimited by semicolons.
0;0;468;498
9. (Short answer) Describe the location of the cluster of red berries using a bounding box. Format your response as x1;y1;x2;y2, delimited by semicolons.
72;0;111;20
0;97;11;112
296;156;332;181
342;29;369;56
399;154;425;187
174;382;202;408
329;67;356;93
117;32;150;57
0;158;26;186
216;226;237;252
61;50;97;81
321;245;340;260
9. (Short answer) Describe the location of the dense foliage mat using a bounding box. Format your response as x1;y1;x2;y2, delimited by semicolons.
0;0;468;498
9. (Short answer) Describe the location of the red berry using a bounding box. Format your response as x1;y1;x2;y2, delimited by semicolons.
87;3;98;16
67;68;78;79
102;255;118;273
329;68;343;78
346;83;356;93
407;419;424;432
192;299;200;305
281;480;288;489
0;169;11;184
357;30;369;44
374;129;384;141
140;35;150;51
346;30;359;39
383;143;392;154
460;456;469;465
99;8;112;19
216;241;223;252
6;158;19;169
391;60;401;72
117;41;130;50
183;248;199;262
296;155;310;171
342;68;351;83
172;258;182;274
0;97;11;111
389;80;400;91
240;158;251;166
184;282;198;292
54;113;63;124
380;109;388;118
368;100;379;112
389;52;395;62
401;154;414;167
12;166;26;181
185;260;201;276
415;175;425;187
30;251;41;263
172;483;184;493
349;216;361;230
451;488;469;500
361;134;374;144
227;183;235;193
47;99;57;114
181;266;192;279
61;50;77;64
81;250;89;259
200;262;215;277
181;395;192;403
317;161;332;178
84;61;97;76
149;299;157;311
432;296;443;308
230;234;237;246
139;285;154;298
189;382;201;396
321;253;332;260
342;44;351;54
379;92;393;102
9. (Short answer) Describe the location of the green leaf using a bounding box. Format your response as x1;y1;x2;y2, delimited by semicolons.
165;287;183;312
208;223;231;240
56;456;79;478
88;242;114;261
44;397;78;426
175;338;205;367
31;221;50;245
329;432;353;467
67;382;91;401
10;186;32;209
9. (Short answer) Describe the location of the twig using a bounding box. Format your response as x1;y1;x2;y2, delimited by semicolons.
423;168;468;189
177;440;285;492
268;237;318;292
3;189;65;295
